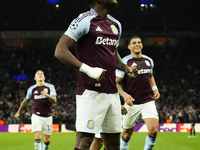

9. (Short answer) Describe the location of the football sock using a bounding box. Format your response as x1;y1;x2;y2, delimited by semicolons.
120;136;130;150
43;142;50;150
144;134;157;150
190;129;192;136
34;139;41;150
193;129;196;136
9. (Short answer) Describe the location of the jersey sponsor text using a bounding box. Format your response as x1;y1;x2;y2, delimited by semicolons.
95;37;118;46
34;95;47;99
138;69;152;74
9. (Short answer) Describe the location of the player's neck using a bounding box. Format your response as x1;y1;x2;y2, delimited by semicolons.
132;52;142;58
92;6;109;19
36;81;45;87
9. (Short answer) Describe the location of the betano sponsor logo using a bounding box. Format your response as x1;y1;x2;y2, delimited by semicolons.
138;69;151;74
34;95;47;99
95;37;118;46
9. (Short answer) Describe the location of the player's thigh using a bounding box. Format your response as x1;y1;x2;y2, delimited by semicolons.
142;101;159;133
42;116;53;135
76;90;110;133
76;132;94;149
144;118;159;133
31;114;43;132
35;131;42;139
141;101;159;120
101;93;122;133
122;103;142;129
101;133;120;150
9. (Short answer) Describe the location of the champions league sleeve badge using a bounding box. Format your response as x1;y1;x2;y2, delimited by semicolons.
110;25;118;35
70;22;78;30
87;120;95;129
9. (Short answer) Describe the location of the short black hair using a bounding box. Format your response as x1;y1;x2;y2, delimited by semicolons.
128;35;142;45
84;0;94;6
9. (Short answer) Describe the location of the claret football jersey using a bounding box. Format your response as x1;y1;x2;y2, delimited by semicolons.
26;83;57;117
65;9;122;95
116;54;154;104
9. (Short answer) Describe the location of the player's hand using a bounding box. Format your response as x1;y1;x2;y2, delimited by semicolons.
123;93;134;106
126;66;138;78
14;112;20;119
41;91;47;96
79;63;106;81
97;70;107;82
121;105;127;115
153;90;160;100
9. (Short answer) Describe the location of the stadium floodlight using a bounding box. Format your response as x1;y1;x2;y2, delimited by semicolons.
140;0;156;11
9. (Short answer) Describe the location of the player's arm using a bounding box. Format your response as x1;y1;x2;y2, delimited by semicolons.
116;77;134;106
115;51;138;77
150;73;160;100
14;98;30;119
55;35;106;81
55;35;81;69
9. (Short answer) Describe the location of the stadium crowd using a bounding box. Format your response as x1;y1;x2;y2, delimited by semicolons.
0;38;199;126
0;0;199;32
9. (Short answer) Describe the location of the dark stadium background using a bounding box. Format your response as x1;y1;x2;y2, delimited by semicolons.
0;0;200;127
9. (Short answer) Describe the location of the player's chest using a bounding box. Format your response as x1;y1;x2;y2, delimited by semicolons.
128;59;152;74
32;87;49;96
89;19;120;40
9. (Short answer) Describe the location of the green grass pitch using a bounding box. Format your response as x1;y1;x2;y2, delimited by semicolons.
0;132;199;150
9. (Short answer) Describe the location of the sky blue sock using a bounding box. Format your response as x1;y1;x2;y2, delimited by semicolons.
144;135;157;150
43;142;50;150
34;139;41;150
120;137;130;150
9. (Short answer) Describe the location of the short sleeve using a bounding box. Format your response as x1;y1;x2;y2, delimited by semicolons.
49;84;57;96
64;13;92;41
26;87;32;99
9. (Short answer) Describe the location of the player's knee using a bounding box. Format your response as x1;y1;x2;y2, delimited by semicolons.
149;127;158;137
123;129;133;140
44;136;50;143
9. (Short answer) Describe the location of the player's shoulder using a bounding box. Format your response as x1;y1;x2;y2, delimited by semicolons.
44;82;54;87
122;54;133;63
74;9;98;23
142;54;153;61
27;84;37;91
107;14;121;26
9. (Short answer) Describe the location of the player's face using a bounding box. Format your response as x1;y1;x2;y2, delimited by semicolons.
100;0;118;8
128;38;143;55
34;71;45;82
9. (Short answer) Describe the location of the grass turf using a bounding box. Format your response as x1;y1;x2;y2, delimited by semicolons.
0;132;199;150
